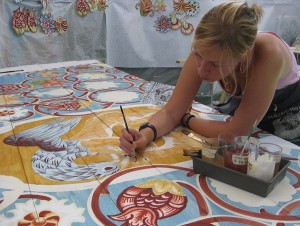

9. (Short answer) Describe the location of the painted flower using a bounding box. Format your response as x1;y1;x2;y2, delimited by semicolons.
0;198;85;226
154;15;172;33
22;8;30;32
136;0;154;17
184;0;200;17
0;107;29;121
55;16;68;35
180;17;194;35
1;84;22;93
87;0;98;12
42;79;63;88
40;13;56;35
169;12;181;30
27;8;38;33
19;210;60;225
0;109;15;117
12;7;26;35
154;0;166;13
98;0;108;11
76;0;90;17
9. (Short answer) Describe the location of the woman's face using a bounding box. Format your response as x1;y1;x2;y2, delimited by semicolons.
192;45;240;82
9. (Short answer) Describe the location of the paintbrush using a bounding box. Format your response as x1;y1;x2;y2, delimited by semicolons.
181;129;210;145
183;149;202;158
120;105;129;132
120;105;136;160
240;119;258;156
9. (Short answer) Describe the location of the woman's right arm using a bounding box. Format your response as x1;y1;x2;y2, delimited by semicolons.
119;53;202;154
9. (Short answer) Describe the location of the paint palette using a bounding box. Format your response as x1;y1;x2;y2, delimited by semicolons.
192;156;290;197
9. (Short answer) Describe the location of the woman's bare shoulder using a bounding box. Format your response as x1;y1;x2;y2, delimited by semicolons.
255;33;289;57
254;33;290;74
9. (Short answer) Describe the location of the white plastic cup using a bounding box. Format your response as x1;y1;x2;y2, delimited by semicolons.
258;142;282;176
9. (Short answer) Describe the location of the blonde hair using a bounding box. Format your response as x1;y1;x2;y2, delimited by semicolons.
193;2;264;94
193;1;263;58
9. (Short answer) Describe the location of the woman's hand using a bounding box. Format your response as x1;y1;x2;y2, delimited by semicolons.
119;128;148;155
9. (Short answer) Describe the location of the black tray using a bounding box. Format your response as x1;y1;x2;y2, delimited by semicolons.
192;156;290;197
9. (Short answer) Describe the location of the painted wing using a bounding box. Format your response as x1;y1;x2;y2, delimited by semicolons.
4;117;81;152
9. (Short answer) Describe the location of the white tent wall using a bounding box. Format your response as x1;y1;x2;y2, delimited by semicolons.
0;0;107;68
1;0;299;69
107;0;300;68
0;0;299;103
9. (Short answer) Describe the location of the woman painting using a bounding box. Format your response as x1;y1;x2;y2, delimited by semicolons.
120;1;300;155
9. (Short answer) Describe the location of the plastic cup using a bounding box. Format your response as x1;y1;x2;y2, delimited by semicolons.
224;136;258;174
258;142;282;176
217;132;236;166
201;138;226;166
247;151;276;181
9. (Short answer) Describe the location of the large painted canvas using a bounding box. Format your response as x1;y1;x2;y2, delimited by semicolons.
1;61;300;225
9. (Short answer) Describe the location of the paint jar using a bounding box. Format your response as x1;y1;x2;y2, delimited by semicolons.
224;136;258;174
247;151;275;181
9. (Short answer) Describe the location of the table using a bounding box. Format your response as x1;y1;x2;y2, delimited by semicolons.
0;60;300;225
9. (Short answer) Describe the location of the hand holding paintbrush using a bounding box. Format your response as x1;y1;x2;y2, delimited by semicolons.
120;106;136;160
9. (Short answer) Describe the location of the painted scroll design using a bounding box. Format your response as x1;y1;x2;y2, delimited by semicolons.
135;0;200;35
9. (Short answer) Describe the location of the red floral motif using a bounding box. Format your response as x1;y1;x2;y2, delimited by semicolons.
42;101;82;111
12;7;26;35
42;79;63;88
76;0;90;17
170;17;181;30
180;19;194;35
12;7;38;35
55;17;68;35
136;0;154;16
98;0;108;11
12;6;66;36
27;9;38;33
173;0;195;14
39;13;56;36
154;15;172;33
0;84;22;93
22;8;30;32
109;179;187;226
0;109;15;117
18;210;60;226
